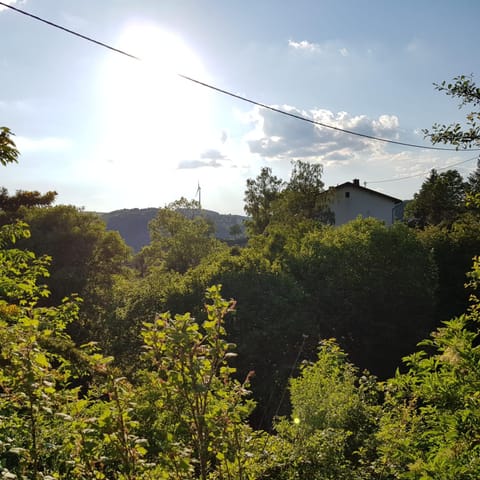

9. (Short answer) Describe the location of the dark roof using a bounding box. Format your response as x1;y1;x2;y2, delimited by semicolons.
331;182;402;204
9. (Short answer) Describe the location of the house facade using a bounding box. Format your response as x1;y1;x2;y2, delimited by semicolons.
328;179;403;226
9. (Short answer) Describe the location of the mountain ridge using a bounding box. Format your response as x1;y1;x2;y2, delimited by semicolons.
100;208;247;252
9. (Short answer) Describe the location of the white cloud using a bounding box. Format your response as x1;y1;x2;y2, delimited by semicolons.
373;114;399;132
237;103;447;201
178;148;231;169
288;39;321;52
289;40;353;58
246;105;401;166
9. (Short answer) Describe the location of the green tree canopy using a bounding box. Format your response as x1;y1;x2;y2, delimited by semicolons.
416;211;480;322
244;166;284;235
404;169;467;228
285;217;437;377
466;161;480;195
243;160;332;236
0;187;57;225
20;205;130;304
18;205;131;350
128;245;308;428
270;340;380;480
143;197;226;274
376;257;480;478
137;285;262;480
277;160;333;223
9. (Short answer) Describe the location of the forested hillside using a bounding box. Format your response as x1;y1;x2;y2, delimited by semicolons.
100;207;247;252
1;75;480;478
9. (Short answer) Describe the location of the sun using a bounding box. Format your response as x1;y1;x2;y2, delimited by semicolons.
96;23;212;180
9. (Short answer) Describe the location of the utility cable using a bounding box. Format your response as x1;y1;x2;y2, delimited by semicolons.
0;2;140;61
2;1;480;152
366;154;479;185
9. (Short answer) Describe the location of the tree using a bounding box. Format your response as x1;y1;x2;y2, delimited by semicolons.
244;167;284;235
0;187;57;225
128;245;308;429
421;75;480;221
278;160;333;223
18;205;131;351
0;128;57;224
0;222;163;479
423;74;480;150
286;217;437;377
0;221;81;478
404;169;467;228
0;126;19;166
415;212;480;322
137;285;264;480
269;340;381;480
20;205;130;302
466;161;480;195
188;248;307;427
228;223;243;240
376;258;480;478
144;197;226;274
103;265;185;369
243;160;332;236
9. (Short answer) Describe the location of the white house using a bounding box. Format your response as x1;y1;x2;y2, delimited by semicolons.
328;179;403;226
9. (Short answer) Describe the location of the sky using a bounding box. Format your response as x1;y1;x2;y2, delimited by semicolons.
1;0;479;215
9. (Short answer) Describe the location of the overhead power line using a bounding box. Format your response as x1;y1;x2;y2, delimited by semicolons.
366;154;479;185
2;1;480;153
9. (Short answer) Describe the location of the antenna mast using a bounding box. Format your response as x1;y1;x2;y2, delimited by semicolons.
196;182;202;210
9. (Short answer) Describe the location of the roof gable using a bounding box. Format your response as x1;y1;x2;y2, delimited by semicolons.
331;182;402;204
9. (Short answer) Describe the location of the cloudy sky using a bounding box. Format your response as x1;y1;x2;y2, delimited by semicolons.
1;0;479;214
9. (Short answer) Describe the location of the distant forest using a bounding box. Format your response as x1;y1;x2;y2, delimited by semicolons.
100;207;248;252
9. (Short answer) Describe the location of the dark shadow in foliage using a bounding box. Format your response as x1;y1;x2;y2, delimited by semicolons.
171;249;310;429
115;246;309;429
416;213;480;323
0;187;57;225
404;169;467;228
18;205;131;348
283;218;438;379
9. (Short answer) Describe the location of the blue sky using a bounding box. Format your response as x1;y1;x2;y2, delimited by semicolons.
1;0;479;214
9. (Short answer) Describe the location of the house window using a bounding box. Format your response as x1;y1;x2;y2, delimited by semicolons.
345;191;350;198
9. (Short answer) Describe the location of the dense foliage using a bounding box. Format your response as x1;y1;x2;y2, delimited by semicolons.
244;160;333;235
1;75;480;477
376;258;480;478
404;169;467;228
2;218;478;477
0;188;57;225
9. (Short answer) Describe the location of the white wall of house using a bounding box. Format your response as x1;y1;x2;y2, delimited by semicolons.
330;184;400;226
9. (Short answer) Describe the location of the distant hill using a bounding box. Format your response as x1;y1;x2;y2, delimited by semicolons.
100;208;247;252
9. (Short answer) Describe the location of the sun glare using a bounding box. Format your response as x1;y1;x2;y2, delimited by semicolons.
96;23;212;184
